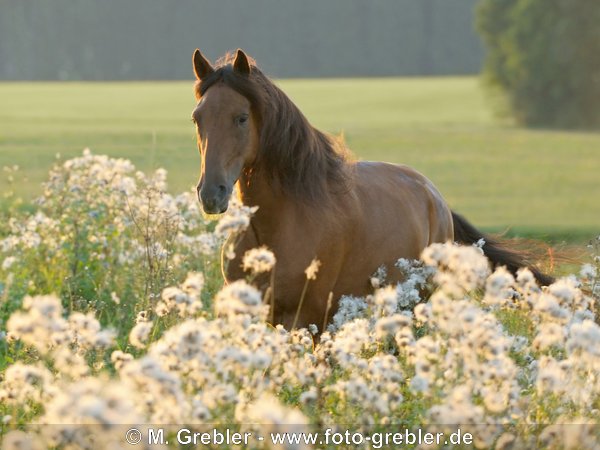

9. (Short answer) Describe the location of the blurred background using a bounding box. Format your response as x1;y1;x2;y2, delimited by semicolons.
0;0;483;79
0;0;598;243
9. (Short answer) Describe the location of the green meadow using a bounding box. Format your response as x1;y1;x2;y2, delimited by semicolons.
0;78;598;242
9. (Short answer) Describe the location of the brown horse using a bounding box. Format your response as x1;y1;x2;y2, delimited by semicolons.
191;49;553;330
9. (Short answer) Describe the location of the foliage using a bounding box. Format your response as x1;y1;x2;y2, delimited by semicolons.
1;152;600;448
476;0;600;129
0;150;221;347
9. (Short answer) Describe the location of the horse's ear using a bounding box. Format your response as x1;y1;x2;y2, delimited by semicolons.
233;49;251;75
193;49;214;80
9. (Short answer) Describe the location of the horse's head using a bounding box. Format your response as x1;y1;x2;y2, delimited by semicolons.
191;49;260;214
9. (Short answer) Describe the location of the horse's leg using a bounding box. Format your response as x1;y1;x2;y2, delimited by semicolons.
276;259;343;332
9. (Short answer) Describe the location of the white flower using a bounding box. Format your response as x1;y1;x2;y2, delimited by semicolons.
414;303;431;324
182;272;204;295
375;314;411;339
214;201;257;237
373;285;398;317
6;295;69;355
484;266;515;307
421;242;490;294
299;388;318;404
2;430;45;450
110;292;120;305
566;320;600;356
135;310;151;324
129;321;153;348
533;323;566;350
1;256;16;270
305;258;321;280
243;246;276;274
52;348;89;379
370;265;387;288
238;392;309;437
580;263;596;280
214;280;267;324
410;376;429;393
329;295;368;332
111;350;134;370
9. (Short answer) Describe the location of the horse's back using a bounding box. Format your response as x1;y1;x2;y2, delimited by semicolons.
334;161;452;293
354;161;452;240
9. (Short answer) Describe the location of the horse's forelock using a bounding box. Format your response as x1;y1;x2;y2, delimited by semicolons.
195;65;264;116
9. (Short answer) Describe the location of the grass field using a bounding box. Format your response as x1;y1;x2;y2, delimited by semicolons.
0;78;598;241
1;79;600;447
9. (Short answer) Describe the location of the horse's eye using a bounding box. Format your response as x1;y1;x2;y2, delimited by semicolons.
236;114;249;126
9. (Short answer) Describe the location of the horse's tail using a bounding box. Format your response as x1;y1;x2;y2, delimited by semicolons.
451;211;554;286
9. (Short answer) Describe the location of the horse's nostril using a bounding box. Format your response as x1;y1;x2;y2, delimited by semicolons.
217;184;227;195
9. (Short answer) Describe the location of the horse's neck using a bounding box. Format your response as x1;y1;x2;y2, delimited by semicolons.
237;169;287;229
237;166;341;234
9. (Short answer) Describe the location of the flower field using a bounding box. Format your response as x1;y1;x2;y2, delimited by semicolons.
1;151;599;449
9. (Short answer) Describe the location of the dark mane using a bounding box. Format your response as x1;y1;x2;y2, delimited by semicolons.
194;53;351;204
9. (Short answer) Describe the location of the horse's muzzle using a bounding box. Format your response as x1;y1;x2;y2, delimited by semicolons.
199;183;229;214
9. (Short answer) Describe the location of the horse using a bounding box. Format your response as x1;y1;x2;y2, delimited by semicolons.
190;48;553;330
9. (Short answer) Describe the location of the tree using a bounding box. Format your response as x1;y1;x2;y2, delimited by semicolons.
476;0;600;129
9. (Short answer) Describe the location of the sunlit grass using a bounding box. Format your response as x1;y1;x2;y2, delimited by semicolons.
0;152;599;448
0;78;598;239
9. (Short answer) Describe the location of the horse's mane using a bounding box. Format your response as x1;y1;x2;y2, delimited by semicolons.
194;53;351;205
